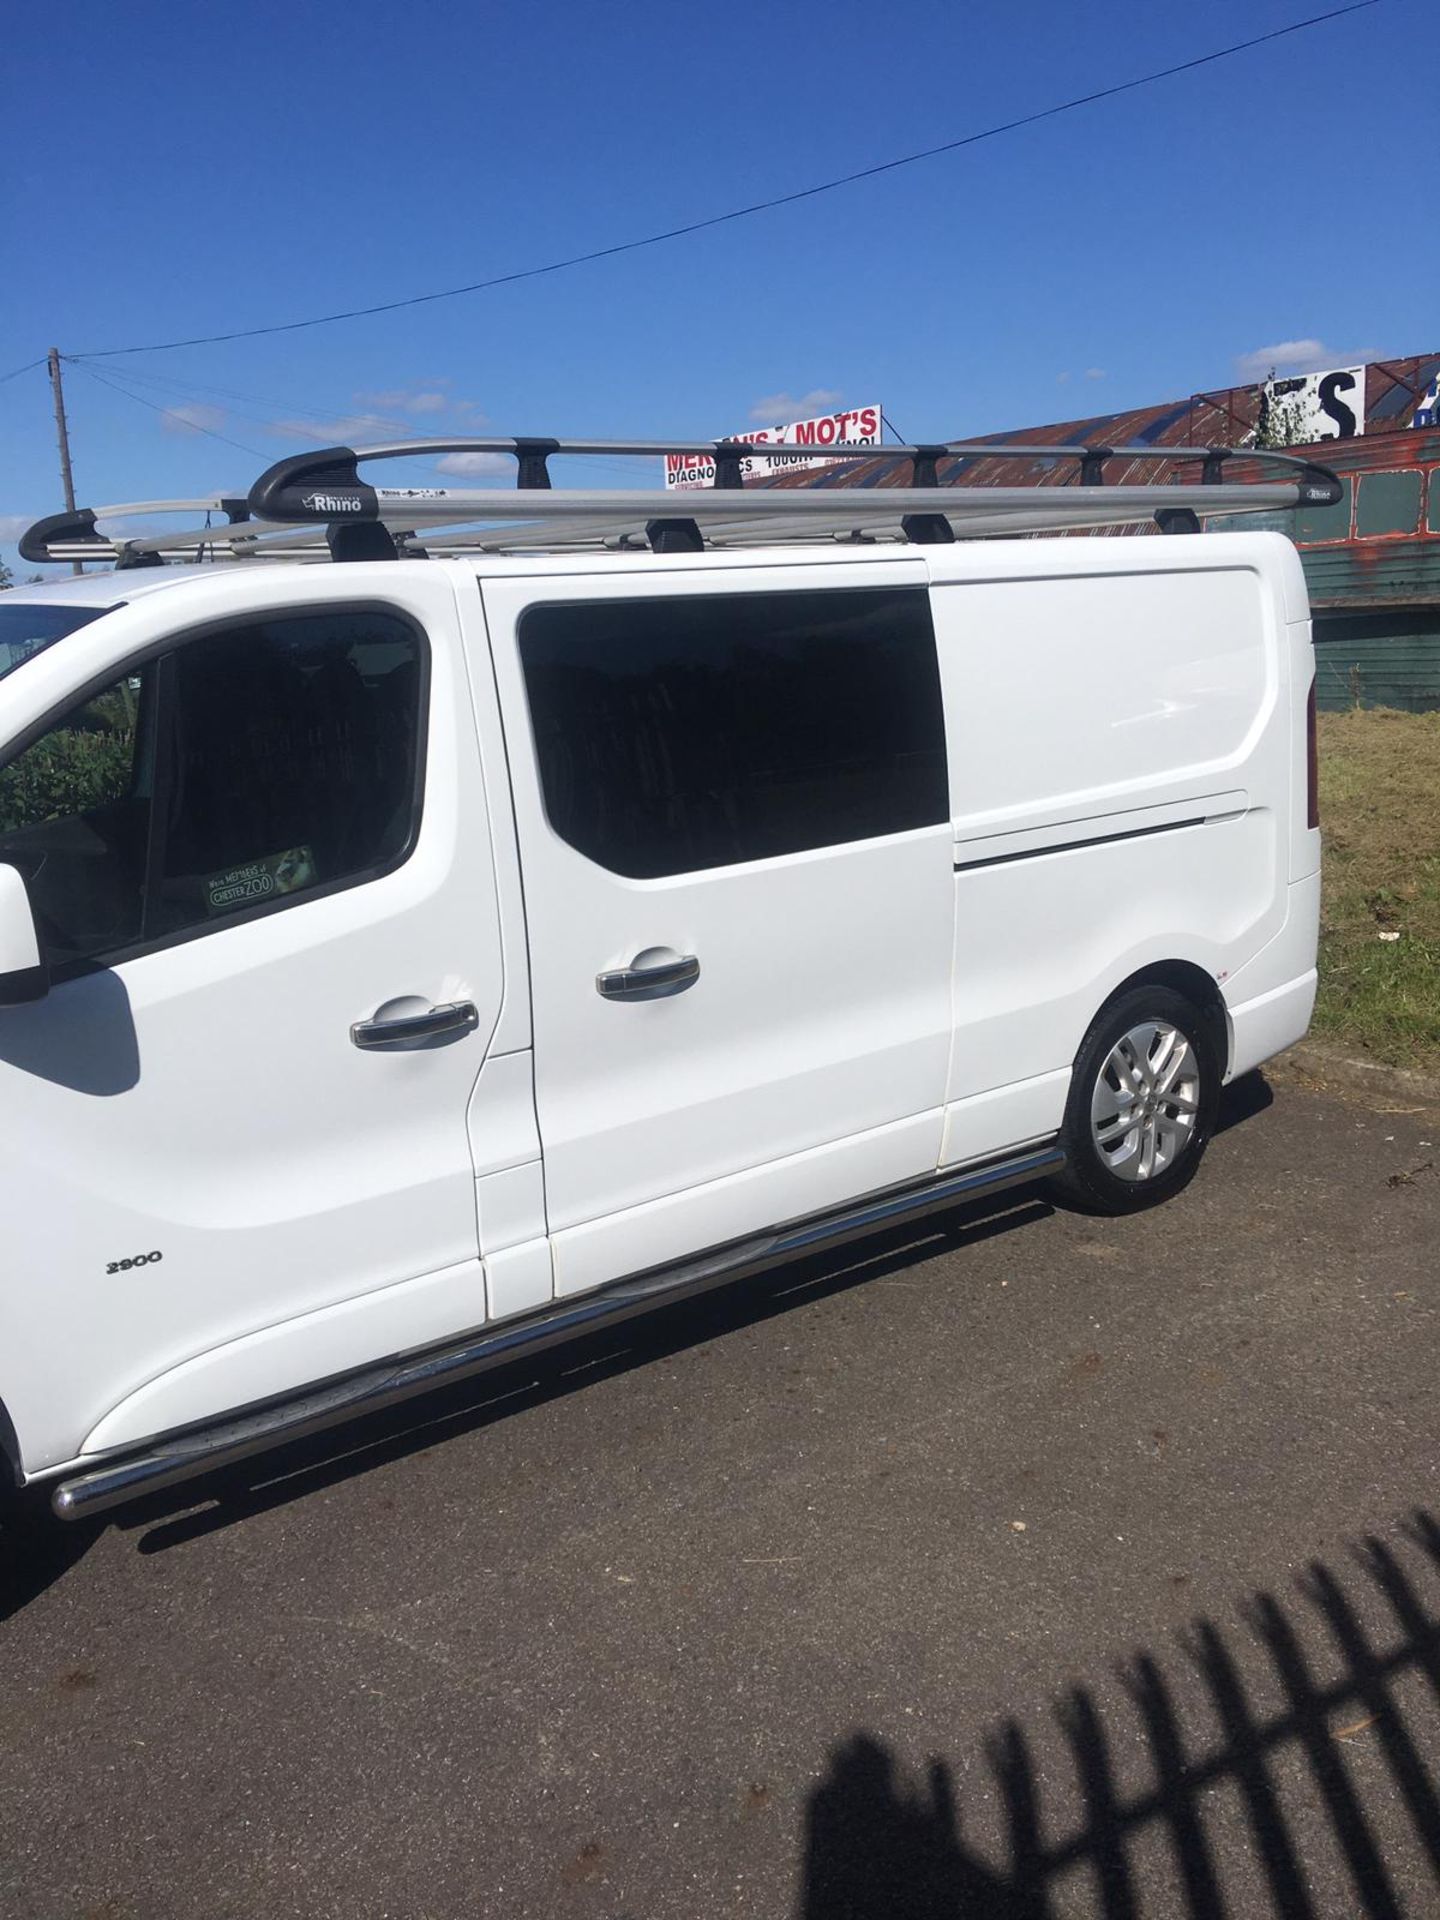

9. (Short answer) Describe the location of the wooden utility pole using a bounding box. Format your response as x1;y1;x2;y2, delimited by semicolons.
46;348;82;575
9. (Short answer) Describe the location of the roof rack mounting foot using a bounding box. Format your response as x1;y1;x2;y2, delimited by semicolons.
645;517;704;554
713;442;748;491
1079;447;1113;487
115;544;166;570
1201;447;1231;486
1154;507;1202;535
901;514;955;545
910;446;948;488
513;437;559;490
328;520;398;563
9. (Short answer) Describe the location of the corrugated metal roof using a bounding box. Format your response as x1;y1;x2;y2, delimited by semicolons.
767;354;1440;502
764;356;1440;622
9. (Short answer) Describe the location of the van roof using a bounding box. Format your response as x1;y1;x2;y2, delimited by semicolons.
2;568;243;610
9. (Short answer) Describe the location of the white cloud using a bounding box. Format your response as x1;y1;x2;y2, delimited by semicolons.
267;413;397;443
161;402;228;436
271;386;490;442
1056;371;1072;384
748;388;843;423
0;513;32;542
358;383;459;416
436;451;511;478
1084;367;1106;381
1234;338;1377;382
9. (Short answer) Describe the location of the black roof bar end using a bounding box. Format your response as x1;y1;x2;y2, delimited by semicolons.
1296;461;1343;507
248;446;379;523
18;506;99;564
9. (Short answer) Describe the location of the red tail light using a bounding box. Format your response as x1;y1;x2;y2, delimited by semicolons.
1306;676;1319;830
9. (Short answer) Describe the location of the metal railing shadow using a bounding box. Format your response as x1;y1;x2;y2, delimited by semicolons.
801;1511;1440;1918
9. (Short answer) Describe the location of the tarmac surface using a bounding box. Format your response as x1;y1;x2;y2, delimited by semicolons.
2;1068;1439;1919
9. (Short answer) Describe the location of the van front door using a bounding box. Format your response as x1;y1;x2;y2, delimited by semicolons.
0;569;503;1469
482;564;955;1296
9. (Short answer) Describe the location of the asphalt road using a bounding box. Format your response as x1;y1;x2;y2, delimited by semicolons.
3;1069;1439;1920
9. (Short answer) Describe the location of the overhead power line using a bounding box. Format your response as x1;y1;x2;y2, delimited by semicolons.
71;361;267;459
69;1;1378;360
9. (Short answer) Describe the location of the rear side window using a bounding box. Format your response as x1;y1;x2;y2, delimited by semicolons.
519;587;947;878
0;609;424;973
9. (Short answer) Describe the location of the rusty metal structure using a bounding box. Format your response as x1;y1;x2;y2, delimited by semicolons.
771;354;1440;711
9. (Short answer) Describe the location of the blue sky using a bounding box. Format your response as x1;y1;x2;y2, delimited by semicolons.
3;0;1435;571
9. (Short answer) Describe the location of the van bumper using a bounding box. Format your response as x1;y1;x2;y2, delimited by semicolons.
1227;968;1318;1080
1222;871;1321;1079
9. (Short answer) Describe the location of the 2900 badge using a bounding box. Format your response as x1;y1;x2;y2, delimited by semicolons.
106;1250;164;1275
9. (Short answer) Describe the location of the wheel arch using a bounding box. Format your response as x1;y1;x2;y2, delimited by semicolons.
1100;960;1231;1078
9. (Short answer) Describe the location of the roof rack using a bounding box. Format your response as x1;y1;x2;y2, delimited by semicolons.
18;438;1342;567
14;496;305;570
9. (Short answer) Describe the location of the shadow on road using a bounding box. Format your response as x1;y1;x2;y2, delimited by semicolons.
0;1506;97;1623
1213;1066;1273;1137
801;1508;1440;1918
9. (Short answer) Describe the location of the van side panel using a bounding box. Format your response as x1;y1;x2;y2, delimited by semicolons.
929;540;1296;1157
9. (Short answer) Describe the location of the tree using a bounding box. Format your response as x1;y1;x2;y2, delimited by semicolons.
0;557;12;591
1254;369;1310;451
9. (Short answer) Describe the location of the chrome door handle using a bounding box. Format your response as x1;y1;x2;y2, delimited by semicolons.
351;1001;480;1049
595;953;700;1002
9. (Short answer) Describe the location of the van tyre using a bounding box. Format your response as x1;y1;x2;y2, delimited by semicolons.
1054;986;1221;1215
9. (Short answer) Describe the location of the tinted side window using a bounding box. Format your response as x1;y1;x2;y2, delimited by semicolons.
149;612;423;938
520;587;947;878
0;609;424;972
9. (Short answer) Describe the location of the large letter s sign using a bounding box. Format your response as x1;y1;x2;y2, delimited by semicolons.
1317;370;1360;439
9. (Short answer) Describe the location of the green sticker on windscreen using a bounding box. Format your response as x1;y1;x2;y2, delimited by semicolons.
205;846;317;916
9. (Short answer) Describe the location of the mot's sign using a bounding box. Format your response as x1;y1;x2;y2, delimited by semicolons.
1262;365;1366;443
664;405;882;490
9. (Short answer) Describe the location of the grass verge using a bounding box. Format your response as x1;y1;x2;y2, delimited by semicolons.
1312;707;1440;1071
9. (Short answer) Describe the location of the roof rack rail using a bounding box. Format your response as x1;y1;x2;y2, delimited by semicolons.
17;497;272;569
18;438;1342;569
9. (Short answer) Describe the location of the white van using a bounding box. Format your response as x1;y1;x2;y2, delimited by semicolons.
0;437;1325;1520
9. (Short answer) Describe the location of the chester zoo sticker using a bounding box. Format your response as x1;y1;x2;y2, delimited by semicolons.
205;846;317;915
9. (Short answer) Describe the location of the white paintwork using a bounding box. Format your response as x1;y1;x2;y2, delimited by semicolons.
81;1254;492;1456
939;1069;1073;1171
481;561;956;1286
0;532;1321;1486
549;1109;946;1301
0;566;511;1470
0;864;42;978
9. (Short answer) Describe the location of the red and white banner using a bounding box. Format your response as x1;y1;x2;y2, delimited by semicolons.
664;404;883;490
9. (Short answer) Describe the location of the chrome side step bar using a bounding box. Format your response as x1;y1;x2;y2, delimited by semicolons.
51;1142;1063;1521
